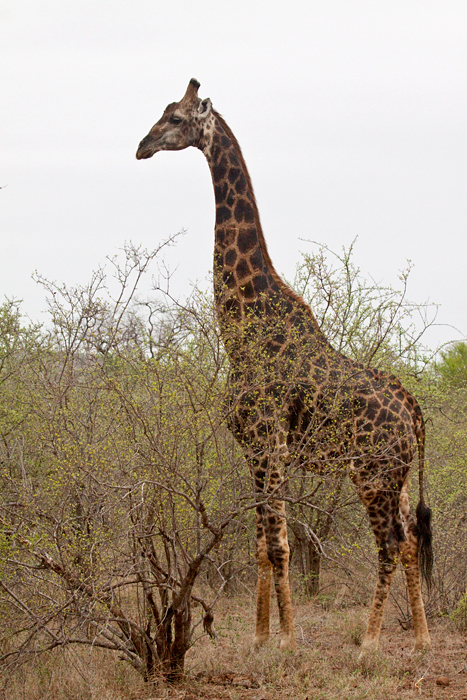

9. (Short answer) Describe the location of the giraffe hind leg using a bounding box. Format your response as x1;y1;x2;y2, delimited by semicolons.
399;484;431;651
360;537;399;654
359;490;401;655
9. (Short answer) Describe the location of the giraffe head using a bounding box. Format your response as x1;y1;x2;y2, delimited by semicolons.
136;79;212;159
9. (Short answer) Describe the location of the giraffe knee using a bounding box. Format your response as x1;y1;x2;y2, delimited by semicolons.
266;542;288;571
378;537;399;573
266;528;289;571
380;560;397;575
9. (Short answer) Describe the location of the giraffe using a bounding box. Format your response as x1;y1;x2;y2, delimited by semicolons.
136;79;433;655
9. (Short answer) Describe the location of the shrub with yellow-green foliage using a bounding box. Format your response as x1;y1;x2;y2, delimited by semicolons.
0;243;252;687
421;343;467;619
1;239;466;695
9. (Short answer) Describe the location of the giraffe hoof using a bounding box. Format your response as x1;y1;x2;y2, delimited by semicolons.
410;640;432;655
279;635;297;651
253;634;269;649
358;640;379;662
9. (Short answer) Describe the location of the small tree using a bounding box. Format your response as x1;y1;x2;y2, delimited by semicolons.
0;243;252;685
437;341;467;387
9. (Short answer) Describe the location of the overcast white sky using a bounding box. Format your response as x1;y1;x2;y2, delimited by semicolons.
1;1;466;349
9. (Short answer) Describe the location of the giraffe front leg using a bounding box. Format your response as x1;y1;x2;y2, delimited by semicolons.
266;500;296;650
254;506;273;647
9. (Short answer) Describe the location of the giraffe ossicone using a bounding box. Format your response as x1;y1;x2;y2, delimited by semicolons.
137;79;433;654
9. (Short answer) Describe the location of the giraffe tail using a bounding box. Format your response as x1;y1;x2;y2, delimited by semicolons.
415;415;433;590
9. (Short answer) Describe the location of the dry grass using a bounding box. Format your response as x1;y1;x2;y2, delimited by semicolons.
3;594;467;700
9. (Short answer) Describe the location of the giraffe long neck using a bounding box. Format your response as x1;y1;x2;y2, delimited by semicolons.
199;111;324;358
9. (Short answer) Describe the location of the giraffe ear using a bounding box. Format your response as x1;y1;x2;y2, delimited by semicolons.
198;98;212;118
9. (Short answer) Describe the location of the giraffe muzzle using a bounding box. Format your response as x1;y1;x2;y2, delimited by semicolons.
136;135;157;160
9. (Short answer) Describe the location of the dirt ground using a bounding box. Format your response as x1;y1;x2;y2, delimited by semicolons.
157;598;467;700
3;595;466;700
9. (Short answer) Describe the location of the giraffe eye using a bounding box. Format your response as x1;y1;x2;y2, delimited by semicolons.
169;115;182;125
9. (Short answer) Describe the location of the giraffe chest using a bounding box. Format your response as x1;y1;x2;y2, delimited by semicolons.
225;363;418;481
226;373;350;457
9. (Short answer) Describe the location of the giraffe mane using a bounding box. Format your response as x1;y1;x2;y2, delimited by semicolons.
213;109;320;330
